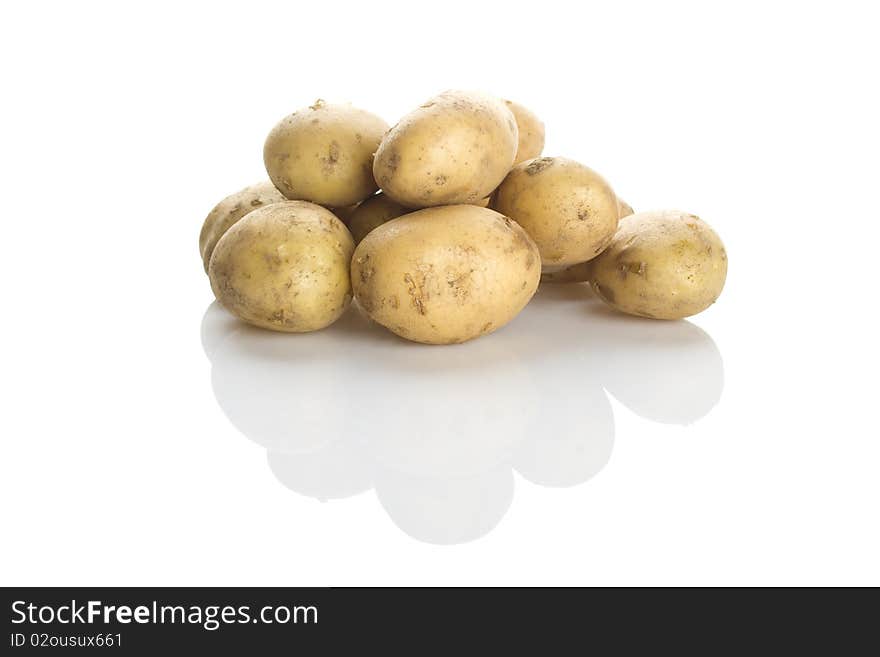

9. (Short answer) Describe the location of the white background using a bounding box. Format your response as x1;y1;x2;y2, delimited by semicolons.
1;1;878;586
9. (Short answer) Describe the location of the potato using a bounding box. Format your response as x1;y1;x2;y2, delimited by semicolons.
198;181;285;272
351;205;540;344
540;198;635;284
373;90;518;208
492;157;619;267
209;200;355;332
591;210;728;319
346;193;410;244
505;99;545;165
264;100;388;207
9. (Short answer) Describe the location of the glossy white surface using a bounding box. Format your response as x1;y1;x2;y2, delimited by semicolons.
1;1;877;585
202;285;722;546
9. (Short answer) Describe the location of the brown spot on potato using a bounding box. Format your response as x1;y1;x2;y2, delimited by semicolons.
356;254;374;283
525;157;554;175
278;177;294;195
321;141;341;175
446;269;473;302
263;252;283;269
386;151;400;173
403;273;428;315
435;175;447;186
616;249;647;278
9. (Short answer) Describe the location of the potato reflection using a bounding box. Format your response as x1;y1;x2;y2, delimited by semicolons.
507;285;724;425
210;323;351;453
514;384;614;487
375;465;514;545
267;436;373;501
201;282;723;544
595;317;723;425
354;340;536;479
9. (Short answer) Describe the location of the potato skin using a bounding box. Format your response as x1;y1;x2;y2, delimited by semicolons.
346;193;410;244
199;181;286;272
505;100;545;165
351;205;540;344
590;210;728;320
264;100;388;207
209;201;355;332
541;198;635;284
492;157;619;267
373;91;518;208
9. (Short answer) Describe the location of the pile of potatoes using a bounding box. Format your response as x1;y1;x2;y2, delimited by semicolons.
200;91;727;345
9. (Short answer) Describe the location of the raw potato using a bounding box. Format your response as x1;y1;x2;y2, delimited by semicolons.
541;198;635;283
505;100;545;165
373;90;518;208
346;193;411;244
351;205;540;344
198;181;286;272
492;157;620;267
591;210;728;320
209;201;355;332
264;100;388;207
